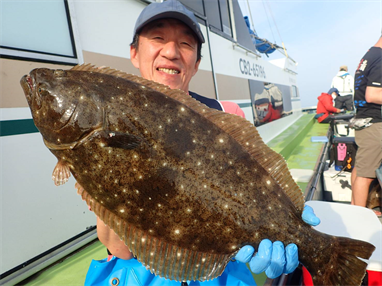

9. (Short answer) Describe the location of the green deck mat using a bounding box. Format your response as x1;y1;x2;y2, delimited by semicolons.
20;241;105;286
286;121;329;170
267;114;315;160
268;115;329;192
286;120;329;192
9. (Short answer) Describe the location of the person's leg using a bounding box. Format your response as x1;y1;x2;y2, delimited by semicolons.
351;175;373;207
320;115;335;123
351;167;357;204
334;96;342;109
353;123;382;214
352;168;382;216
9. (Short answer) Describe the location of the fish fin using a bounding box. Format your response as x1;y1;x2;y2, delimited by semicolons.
70;64;174;92
101;131;141;150
75;181;85;196
303;236;375;286
80;187;231;282
70;64;304;210
52;160;71;186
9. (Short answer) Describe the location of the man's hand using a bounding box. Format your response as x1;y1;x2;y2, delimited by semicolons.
301;205;320;226
235;204;320;278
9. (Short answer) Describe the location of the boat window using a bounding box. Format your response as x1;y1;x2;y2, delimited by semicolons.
291;85;299;98
179;0;205;16
219;0;232;35
204;0;232;37
0;0;82;65
204;1;221;30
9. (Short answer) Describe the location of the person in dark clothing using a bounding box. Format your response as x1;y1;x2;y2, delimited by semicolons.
351;35;382;216
316;88;342;123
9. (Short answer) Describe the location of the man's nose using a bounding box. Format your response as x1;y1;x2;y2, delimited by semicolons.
160;41;180;60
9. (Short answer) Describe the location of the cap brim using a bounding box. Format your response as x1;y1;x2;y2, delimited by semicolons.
135;11;205;44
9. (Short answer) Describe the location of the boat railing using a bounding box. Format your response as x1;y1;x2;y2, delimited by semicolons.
232;42;261;58
0;227;97;286
304;129;332;202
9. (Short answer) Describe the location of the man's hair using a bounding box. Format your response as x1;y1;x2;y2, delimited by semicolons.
130;32;202;63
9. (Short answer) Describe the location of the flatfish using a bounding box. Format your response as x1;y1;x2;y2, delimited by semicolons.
20;64;375;285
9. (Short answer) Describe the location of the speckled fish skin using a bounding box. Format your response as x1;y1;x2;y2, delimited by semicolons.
20;64;375;285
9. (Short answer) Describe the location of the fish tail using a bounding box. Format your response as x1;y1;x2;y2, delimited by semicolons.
303;236;375;286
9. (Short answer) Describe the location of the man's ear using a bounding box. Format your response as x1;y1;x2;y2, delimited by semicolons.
193;59;201;76
130;45;139;69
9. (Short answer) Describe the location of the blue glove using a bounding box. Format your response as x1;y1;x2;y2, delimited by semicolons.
235;204;320;278
302;205;320;226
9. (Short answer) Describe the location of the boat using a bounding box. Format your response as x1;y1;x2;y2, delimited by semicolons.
0;0;380;285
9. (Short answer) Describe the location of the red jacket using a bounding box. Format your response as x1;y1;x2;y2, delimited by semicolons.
316;93;338;123
262;103;281;123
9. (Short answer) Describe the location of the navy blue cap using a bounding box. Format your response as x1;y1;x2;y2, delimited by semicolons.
328;88;340;96
133;0;205;44
255;98;270;105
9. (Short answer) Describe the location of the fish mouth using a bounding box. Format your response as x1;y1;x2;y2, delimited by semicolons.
20;73;44;112
20;73;75;131
20;75;34;102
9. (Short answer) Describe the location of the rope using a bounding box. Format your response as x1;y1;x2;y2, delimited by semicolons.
263;0;289;58
246;0;257;34
245;0;292;59
262;0;276;43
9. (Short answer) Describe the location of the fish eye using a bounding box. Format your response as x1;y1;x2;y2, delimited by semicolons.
37;84;47;95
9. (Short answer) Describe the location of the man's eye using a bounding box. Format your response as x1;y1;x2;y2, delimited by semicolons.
181;41;195;48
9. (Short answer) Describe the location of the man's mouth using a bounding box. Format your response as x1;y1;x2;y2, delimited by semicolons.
157;67;180;75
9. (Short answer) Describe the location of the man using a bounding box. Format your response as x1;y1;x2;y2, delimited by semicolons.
253;83;282;126
254;97;281;125
351;36;382;217
85;0;320;285
331;65;355;111
331;66;354;111
315;88;342;123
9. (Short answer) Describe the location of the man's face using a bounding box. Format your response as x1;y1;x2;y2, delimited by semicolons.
256;102;269;120
130;19;200;93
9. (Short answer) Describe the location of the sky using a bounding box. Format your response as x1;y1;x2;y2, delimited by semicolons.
238;0;382;108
